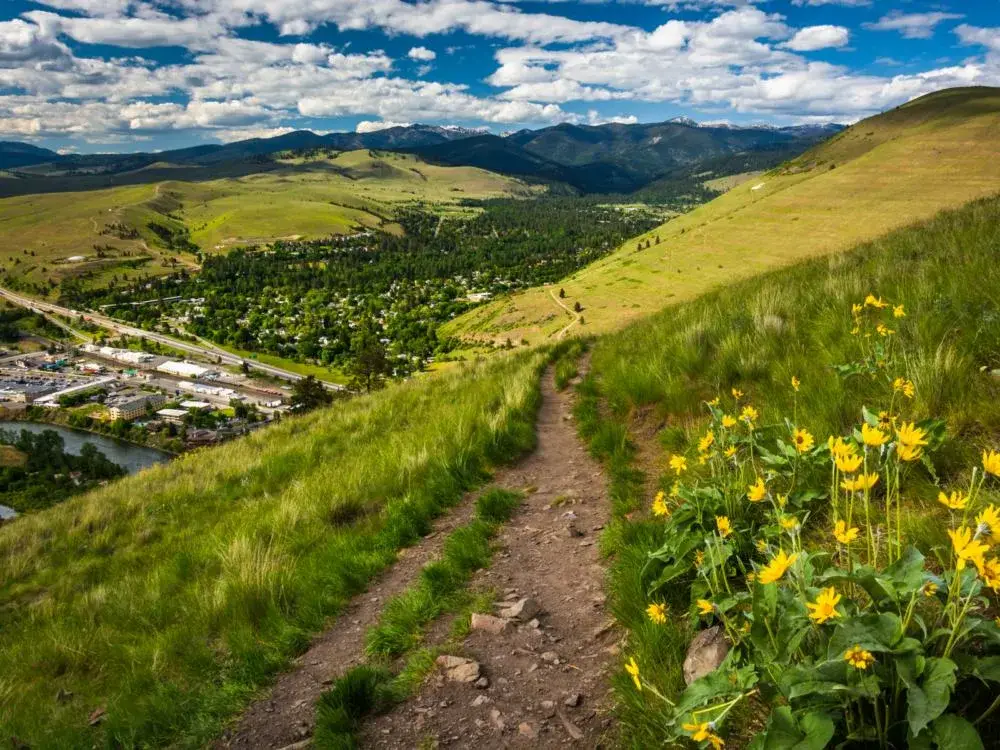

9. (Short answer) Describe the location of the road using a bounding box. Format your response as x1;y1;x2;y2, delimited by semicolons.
0;287;343;390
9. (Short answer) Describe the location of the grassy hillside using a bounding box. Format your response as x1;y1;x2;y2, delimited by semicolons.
0;151;533;293
577;194;1000;747
446;87;1000;344
0;349;547;747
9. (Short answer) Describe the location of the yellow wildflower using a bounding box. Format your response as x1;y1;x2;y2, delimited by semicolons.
696;599;714;615
851;303;863;316
937;490;968;511
683;722;725;749
698;431;715;453
835;452;863;474
708;397;720;407
876;323;894;337
833;520;859;545
625;657;641;691
983;449;1000;478
922;582;938;597
780;516;800;532
747;477;767;502
807;587;842;625
669;454;688;475
949;526;989;571
841;473;879;493
721;414;737;429
897;443;923;462
670;482;681;498
776;493;788;509
755;539;768;554
694;550;705;567
758;550;798;585
844;645;876;670
791;375;800;392
724;446;737;459
716;515;732;538
793;428;814;453
892;377;915;399
652;491;670;518
893;304;906;318
829;436;857;459
740;405;759;426
732;388;743;400
979;558;1000;592
877;411;893;429
861;423;888;447
896;422;928;461
646;602;668;625
976;504;1000;544
746;571;756;583
864;294;888;309
851;326;860;336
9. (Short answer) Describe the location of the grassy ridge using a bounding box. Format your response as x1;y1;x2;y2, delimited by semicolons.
0;350;546;747
448;87;1000;343
0;151;531;292
578;194;1000;744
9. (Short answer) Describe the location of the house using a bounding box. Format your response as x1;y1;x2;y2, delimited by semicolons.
107;393;166;421
156;408;189;425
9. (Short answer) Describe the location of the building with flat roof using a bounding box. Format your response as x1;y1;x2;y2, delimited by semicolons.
107;392;166;422
157;360;214;379
156;408;188;425
179;400;212;411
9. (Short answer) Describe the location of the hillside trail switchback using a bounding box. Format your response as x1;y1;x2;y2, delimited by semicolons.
220;362;617;749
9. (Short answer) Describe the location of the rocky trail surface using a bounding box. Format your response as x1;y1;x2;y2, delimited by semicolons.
360;363;617;748
221;363;617;749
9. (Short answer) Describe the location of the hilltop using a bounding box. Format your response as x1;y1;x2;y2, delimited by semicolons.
445;86;1000;343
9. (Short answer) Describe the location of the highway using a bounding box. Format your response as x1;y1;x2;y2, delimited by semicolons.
0;287;344;390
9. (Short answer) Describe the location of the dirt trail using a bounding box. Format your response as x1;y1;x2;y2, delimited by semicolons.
220;499;482;748
360;364;617;748
220;364;616;748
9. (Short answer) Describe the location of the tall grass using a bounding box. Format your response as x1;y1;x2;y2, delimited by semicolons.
582;195;1000;744
0;351;546;747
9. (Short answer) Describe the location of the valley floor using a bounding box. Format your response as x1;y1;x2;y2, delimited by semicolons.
220;363;618;748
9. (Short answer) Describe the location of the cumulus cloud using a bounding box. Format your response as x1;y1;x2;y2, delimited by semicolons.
863;12;965;40
783;25;849;52
955;24;1000;56
356;120;411;132
407;46;436;61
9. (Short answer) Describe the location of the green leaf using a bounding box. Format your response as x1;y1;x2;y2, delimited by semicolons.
673;656;758;717
901;657;957;737
931;714;984;750
828;612;902;658
756;706;835;750
883;546;926;595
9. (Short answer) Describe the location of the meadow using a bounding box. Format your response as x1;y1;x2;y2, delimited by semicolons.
575;194;1000;747
447;87;1000;345
0;347;547;747
0;151;531;294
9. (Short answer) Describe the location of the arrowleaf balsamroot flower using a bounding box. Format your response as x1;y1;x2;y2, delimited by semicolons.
833;521;859;545
758;550;798;585
984;449;1000;478
937;490;968;511
861;423;888;448
731;387;743;400
835;452;863;474
976;504;1000;544
740;405;759;427
896;422;929;458
978;558;1000;592
864;294;889;309
791;375;800;392
716;515;732;537
696;599;714;615
892;377;915;399
948;526;989;571
893;304;906;318
828;436;857;459
922;582;938;597
844;646;876;670
698;431;715;453
625;657;641;690
841;473;879;493
747;477;767;502
652;491;669;517
683;721;725;750
721;415;737;429
669;455;688;475
807;587;842;624
779;516;800;532
646;602;667;624
793;428;814;453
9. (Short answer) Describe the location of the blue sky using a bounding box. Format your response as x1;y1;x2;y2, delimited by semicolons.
0;0;997;152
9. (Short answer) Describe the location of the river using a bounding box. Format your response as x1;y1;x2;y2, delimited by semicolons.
0;421;170;474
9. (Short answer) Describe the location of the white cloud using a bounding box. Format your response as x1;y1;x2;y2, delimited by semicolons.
215;125;296;142
356;120;411;132
407;46;436;61
783;25;849;52
586;110;637;125
791;0;870;6
863;12;964;41
955;24;1000;56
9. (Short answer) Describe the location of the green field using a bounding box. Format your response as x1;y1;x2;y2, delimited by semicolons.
445;87;1000;344
0;151;535;293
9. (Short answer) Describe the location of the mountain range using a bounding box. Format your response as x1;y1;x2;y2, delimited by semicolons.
0;120;842;195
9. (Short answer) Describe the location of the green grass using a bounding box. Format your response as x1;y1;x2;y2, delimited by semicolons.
448;87;1000;344
0;349;546;747
365;488;521;659
577;194;1000;744
216;342;348;385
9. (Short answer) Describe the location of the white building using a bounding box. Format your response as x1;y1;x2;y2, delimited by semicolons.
157;360;214;379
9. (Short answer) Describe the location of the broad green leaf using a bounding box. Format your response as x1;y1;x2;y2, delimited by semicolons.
828;612;902;658
755;706;835;750
931;714;984;750
883;546;926;595
901;657;957;737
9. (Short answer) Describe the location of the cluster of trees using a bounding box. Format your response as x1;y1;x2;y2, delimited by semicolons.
0;428;126;512
66;199;662;384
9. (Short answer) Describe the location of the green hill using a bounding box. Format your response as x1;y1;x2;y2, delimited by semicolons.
0;150;533;293
445;87;1000;344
